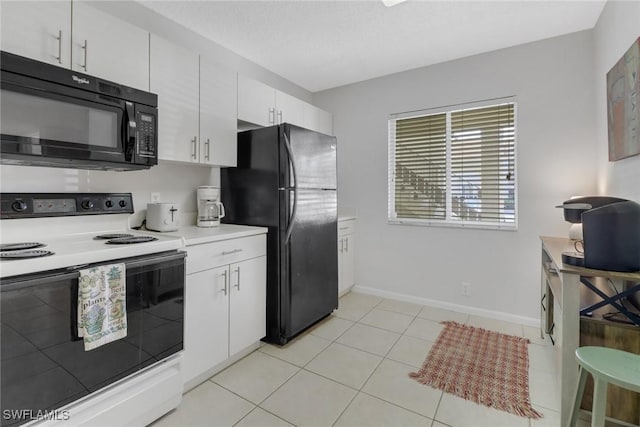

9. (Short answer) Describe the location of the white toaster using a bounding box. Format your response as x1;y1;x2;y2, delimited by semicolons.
146;203;179;232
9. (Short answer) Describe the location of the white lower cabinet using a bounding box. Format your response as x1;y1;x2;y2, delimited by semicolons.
184;266;229;383
338;219;356;295
183;234;266;389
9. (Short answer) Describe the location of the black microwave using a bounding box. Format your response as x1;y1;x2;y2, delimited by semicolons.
0;51;158;171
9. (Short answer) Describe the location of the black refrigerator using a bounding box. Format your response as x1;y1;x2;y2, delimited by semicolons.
221;124;338;345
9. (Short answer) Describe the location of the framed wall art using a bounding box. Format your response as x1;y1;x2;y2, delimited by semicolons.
607;37;639;161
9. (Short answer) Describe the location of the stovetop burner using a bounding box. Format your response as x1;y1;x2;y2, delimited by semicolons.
95;233;134;240
106;236;158;245
0;249;54;260
0;242;45;251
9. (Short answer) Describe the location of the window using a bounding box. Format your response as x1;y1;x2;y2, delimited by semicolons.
388;98;516;229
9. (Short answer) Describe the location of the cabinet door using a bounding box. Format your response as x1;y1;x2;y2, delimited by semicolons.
0;1;71;68
237;75;275;127
342;234;356;290
150;34;199;163
338;236;345;294
200;58;237;167
72;1;149;90
229;256;267;355
275;90;305;127
304;103;333;135
183;266;229;386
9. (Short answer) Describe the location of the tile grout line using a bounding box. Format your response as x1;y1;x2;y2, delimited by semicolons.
183;293;552;427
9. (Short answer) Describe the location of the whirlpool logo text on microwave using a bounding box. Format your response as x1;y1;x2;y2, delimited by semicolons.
72;75;90;85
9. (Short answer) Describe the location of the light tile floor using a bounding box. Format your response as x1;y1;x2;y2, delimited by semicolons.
153;291;566;427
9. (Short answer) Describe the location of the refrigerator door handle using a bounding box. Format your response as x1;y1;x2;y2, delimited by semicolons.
283;131;298;244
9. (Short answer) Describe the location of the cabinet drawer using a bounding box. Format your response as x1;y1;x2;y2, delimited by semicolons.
186;234;266;274
338;219;356;235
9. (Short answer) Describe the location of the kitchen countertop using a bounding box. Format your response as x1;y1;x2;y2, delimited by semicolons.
162;223;268;246
338;216;357;221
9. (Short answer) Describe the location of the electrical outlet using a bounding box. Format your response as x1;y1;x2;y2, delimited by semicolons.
461;282;471;297
150;192;161;203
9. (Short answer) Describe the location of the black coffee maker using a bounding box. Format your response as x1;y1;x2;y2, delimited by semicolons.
557;196;640;272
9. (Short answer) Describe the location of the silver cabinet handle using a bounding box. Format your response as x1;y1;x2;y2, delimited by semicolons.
55;30;62;64
233;266;240;291
339;238;344;253
339;226;349;231
220;270;228;296
277;110;283;124
81;40;88;71
345;236;349;252
205;138;211;161
222;249;243;255
269;108;275;125
191;136;197;159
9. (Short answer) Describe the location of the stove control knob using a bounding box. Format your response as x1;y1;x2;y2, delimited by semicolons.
119;200;127;208
105;200;114;208
81;200;94;210
12;199;27;212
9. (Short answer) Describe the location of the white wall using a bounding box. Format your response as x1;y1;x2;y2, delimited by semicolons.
594;0;640;202
314;31;597;322
0;162;216;216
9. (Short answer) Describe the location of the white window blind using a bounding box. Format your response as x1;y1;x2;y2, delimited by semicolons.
388;99;517;229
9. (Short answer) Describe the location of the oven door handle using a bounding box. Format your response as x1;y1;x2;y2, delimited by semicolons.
124;251;186;269
0;271;79;292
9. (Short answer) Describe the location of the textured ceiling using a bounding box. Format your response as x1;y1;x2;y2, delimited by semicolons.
140;0;606;93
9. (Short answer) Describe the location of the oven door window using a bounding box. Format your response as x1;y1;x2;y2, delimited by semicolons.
0;254;184;426
1;273;89;426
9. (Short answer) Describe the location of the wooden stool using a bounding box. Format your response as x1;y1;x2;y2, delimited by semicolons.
569;346;640;427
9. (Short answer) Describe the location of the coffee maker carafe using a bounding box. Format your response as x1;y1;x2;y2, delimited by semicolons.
197;186;225;227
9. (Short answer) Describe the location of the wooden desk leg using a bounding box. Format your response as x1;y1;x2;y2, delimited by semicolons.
560;273;581;426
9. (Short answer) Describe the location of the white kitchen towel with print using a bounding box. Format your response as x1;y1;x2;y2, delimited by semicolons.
78;263;127;351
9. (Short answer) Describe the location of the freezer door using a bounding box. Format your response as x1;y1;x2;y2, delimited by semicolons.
221;126;280;227
280;188;338;340
280;124;337;190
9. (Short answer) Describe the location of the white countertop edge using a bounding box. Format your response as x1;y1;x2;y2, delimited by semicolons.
158;224;268;246
338;216;357;222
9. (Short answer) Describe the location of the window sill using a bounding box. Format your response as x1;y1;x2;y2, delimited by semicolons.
388;218;518;231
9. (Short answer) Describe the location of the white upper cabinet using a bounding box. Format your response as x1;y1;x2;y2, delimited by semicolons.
304;103;333;136
72;2;149;90
237;75;276;127
1;1;72;68
238;74;333;135
275;90;305;128
150;35;238;167
1;1;149;91
200;58;238;167
150;34;200;163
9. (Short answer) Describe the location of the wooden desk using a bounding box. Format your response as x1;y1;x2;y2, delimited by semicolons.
540;237;640;426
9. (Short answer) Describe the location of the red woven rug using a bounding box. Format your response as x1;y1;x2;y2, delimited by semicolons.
409;321;542;419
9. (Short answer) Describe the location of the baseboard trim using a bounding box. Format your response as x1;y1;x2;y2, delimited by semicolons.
352;285;539;327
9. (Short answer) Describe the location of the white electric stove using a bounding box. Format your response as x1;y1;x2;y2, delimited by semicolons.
0;193;184;278
0;193;185;427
